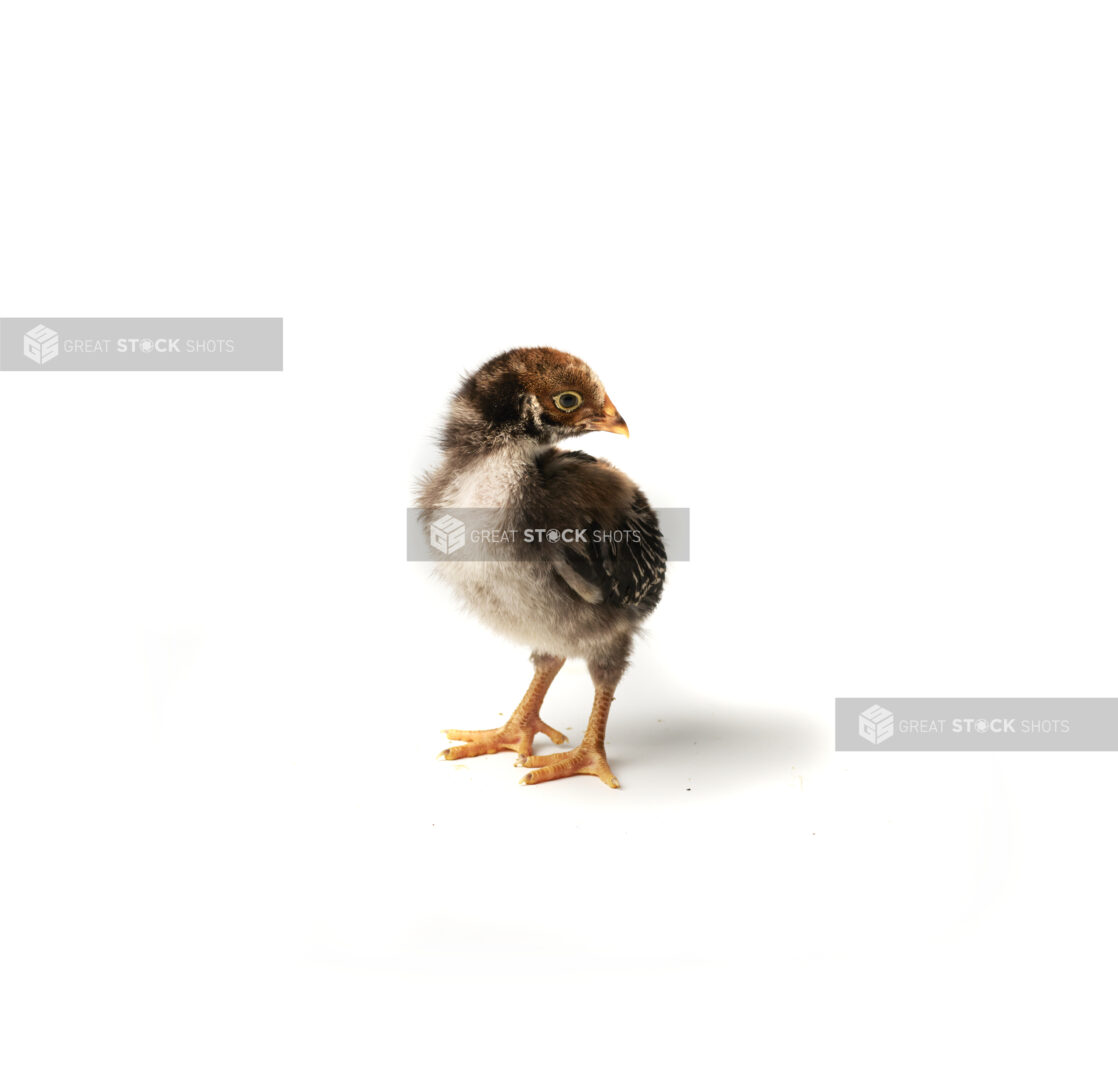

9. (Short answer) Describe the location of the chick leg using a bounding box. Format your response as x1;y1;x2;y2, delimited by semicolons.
439;652;567;761
517;686;619;788
517;649;627;788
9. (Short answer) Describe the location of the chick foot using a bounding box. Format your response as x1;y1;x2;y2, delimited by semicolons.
517;685;620;788
516;745;620;788
439;716;567;761
439;653;567;762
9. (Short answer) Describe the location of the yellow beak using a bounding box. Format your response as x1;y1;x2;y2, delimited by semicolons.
596;395;629;438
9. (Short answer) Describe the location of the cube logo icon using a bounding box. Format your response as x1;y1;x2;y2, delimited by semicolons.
24;324;60;365
859;704;895;744
429;514;466;555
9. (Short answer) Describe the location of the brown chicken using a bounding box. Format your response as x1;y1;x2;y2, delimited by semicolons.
418;347;666;787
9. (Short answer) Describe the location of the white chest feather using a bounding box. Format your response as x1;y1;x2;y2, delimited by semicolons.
431;445;558;646
439;446;536;510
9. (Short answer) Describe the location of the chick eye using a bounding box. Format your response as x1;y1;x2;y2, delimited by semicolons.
553;391;582;412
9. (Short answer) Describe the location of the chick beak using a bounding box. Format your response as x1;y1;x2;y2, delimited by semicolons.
595;395;630;438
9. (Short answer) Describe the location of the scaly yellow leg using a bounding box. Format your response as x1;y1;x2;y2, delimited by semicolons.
517;685;620;788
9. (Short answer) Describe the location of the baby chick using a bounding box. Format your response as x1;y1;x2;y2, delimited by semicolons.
418;347;666;788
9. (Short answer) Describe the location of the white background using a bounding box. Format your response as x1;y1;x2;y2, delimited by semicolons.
2;2;1116;1066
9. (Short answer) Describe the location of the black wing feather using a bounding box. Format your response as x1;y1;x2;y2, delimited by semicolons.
561;488;667;612
535;447;667;613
